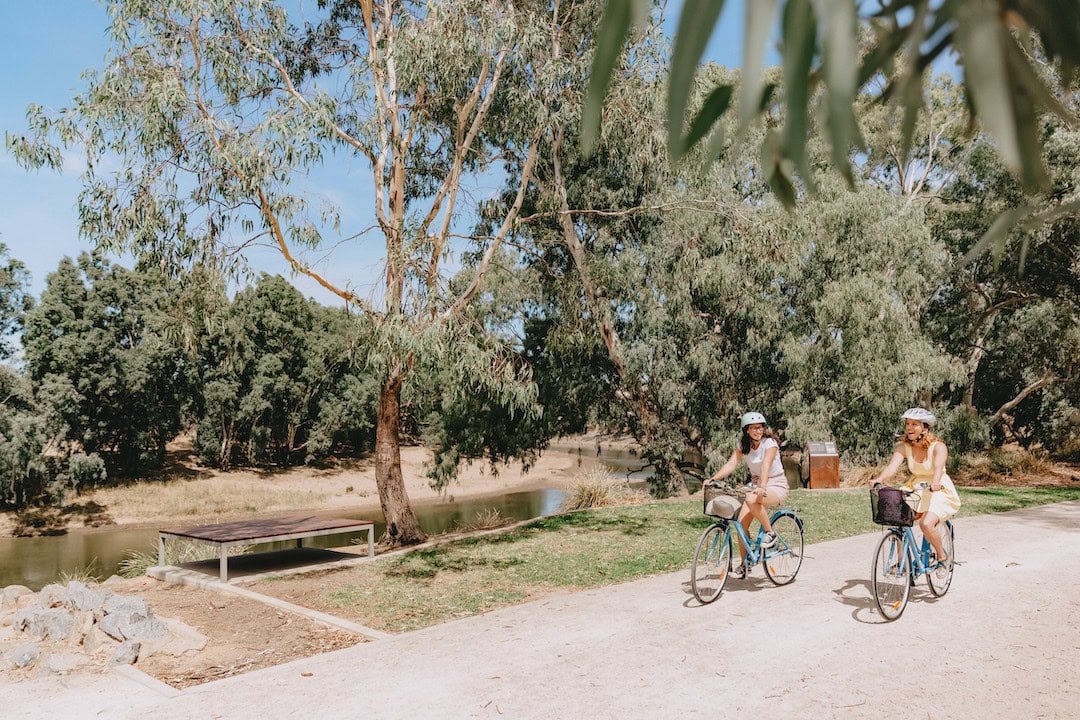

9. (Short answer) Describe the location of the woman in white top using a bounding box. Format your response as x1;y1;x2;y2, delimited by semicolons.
709;412;789;578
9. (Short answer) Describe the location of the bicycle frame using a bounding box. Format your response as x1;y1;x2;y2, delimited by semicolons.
715;510;793;566
884;526;935;577
884;518;955;577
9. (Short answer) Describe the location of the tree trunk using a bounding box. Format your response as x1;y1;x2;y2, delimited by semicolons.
374;369;425;546
549;128;688;496
962;305;1001;411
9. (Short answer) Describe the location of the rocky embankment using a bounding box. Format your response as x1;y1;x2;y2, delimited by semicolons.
1;579;205;678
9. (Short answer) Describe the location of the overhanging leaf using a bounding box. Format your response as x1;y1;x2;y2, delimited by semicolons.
961;205;1031;271
761;129;797;208
668;0;727;160
780;0;818;191
813;0;859;184
953;1;1020;173
684;84;734;154
582;0;647;155
738;0;778;134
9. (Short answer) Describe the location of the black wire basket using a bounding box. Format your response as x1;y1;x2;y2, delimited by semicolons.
870;486;915;527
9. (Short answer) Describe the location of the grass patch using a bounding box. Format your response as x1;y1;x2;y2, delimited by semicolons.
119;541;254;578
254;486;1080;633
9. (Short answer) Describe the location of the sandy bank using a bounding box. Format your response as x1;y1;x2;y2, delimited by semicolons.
1;434;641;537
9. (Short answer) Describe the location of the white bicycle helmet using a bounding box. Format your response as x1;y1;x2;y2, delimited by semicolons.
901;407;936;426
740;411;768;428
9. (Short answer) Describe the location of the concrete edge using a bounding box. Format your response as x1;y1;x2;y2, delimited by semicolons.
220;584;392;640
111;662;181;698
146;566;392;640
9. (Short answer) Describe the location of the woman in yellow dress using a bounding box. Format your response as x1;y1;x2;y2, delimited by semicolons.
871;408;961;576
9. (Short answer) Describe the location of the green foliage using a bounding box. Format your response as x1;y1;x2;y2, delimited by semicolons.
0;243;32;361
927;124;1080;450
938;407;991;457
584;0;1080;256
67;453;107;491
22;254;193;475
194;274;379;469
777;184;962;461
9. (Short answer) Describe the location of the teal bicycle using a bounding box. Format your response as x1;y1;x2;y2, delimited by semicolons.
690;484;805;604
870;484;956;621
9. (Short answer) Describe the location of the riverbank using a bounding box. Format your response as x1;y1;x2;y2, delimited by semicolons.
0;433;639;538
3;497;1079;717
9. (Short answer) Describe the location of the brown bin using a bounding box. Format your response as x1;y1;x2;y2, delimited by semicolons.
807;441;840;489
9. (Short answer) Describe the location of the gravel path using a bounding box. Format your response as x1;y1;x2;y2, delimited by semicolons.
5;501;1078;719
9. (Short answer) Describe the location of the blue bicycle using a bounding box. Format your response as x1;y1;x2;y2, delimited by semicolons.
870;485;956;621
691;484;805;604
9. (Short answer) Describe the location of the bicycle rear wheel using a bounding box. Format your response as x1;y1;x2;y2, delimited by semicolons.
872;531;910;621
691;523;732;604
926;520;955;597
763;512;804;585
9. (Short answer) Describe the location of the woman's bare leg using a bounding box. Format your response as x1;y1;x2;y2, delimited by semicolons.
920;511;945;560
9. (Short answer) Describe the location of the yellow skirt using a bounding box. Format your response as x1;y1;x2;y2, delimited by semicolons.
903;476;961;521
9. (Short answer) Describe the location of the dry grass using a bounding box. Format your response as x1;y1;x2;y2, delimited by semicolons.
85;477;332;524
457;507;510;532
119;541;253;578
559;467;648;512
954;446;1074;486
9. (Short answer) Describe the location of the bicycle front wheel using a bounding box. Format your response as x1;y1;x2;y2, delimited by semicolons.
926;520;955;597
763;512;804;586
691;523;732;604
872;531;910;621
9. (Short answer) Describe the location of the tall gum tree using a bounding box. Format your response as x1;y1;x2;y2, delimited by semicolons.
6;0;563;546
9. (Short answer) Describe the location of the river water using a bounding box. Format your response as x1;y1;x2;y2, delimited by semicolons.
1;441;665;590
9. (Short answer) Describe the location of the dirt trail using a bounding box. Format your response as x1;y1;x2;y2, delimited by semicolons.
3;500;1078;719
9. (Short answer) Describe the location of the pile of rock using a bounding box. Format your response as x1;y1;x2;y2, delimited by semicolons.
1;579;206;676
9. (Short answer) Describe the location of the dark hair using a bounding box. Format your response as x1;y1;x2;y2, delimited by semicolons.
740;426;775;454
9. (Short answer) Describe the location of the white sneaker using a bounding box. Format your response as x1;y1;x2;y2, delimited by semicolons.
760;531;777;549
935;558;950;579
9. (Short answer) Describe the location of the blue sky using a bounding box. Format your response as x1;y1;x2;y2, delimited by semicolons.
0;0;752;307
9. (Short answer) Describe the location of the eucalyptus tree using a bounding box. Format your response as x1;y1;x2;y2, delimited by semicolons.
858;72;970;202
772;179;962;461
4;0;589;545
927;123;1080;447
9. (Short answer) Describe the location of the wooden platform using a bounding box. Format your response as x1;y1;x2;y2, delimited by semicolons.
158;515;375;582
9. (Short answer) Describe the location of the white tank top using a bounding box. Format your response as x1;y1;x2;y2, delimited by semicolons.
744;438;786;488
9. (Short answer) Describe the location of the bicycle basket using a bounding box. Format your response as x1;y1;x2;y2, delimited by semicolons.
703;484;741;520
870;486;915;527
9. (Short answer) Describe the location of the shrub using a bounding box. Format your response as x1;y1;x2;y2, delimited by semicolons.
560;467;646;512
69;452;107;488
458;508;509;532
939;406;990;456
